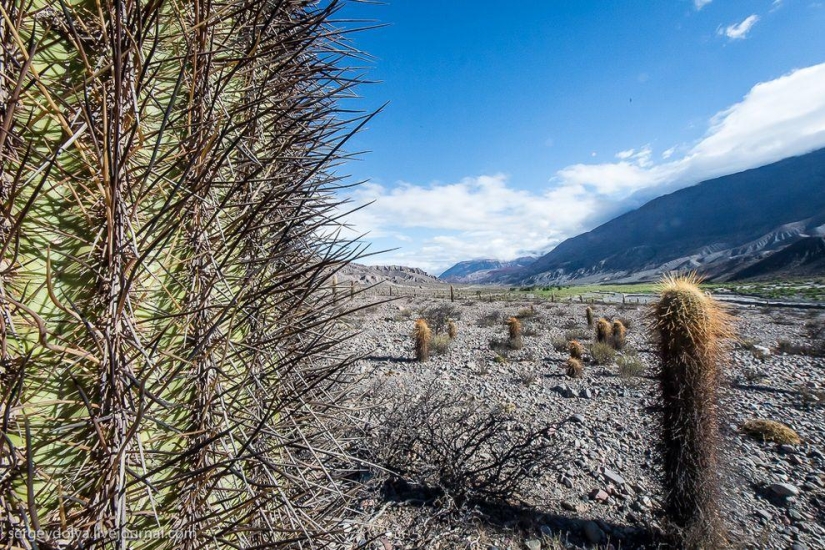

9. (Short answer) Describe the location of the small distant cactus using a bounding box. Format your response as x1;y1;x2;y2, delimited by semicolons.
651;273;733;549
447;320;458;339
612;320;627;350
586;306;594;327
566;357;584;378
568;340;584;360
414;319;432;361
450;285;455;302
595;318;612;343
507;317;523;350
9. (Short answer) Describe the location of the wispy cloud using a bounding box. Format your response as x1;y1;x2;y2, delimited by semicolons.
719;14;760;40
694;0;713;11
341;63;825;273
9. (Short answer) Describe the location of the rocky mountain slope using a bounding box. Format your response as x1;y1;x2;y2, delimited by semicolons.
338;263;441;286
454;148;825;285
439;256;537;283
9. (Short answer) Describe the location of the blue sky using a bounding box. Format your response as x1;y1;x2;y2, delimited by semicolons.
335;0;825;274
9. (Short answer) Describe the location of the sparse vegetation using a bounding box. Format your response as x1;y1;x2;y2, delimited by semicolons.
365;381;562;506
617;352;646;378
432;334;452;355
415;319;433;361
551;336;569;352
590;342;616;365
565;328;591;341
477;311;504;327
741;419;801;445
651;273;733;549
424;304;462;334
518;368;539;386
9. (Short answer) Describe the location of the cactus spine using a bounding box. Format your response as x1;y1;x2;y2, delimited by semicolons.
651;273;733;549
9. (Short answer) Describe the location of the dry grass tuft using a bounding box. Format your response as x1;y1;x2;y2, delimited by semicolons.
741;419;801;445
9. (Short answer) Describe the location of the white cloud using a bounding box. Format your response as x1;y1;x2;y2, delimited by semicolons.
342;63;825;273
719;15;759;40
694;0;713;10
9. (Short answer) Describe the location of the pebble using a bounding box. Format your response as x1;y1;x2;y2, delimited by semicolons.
770;483;800;497
755;509;772;521
590;488;610;502
570;414;585;423
524;539;541;550
603;468;626;486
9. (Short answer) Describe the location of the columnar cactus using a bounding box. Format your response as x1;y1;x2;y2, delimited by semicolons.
650;274;733;549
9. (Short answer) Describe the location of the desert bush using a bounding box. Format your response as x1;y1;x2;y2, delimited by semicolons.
489;337;510;356
617;353;645;378
565;328;591;341
431;334;452;355
595;318;612;344
650;273;733;549
423;304;462;334
568;340;584;360
566;358;584;378
612;320;627;350
777;339;825;357
414;319;433;361
364;381;562;505
551;336;569;352
517;306;538;319
507;317;524;350
741;419;801;445
477;311;504;327
590;342;616;365
493;353;508;364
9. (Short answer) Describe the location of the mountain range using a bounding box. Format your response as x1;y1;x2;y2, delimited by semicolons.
440;147;825;284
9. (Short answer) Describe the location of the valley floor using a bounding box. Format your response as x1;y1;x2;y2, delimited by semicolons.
342;294;825;549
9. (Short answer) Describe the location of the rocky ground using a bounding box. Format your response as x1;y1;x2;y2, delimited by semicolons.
340;294;825;550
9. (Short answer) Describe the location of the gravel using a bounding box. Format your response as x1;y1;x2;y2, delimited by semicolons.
344;295;825;549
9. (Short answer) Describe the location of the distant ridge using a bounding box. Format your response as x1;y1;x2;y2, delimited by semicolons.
445;148;825;284
439;257;536;284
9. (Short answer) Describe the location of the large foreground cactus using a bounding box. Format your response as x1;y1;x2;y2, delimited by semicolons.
650;273;733;549
0;1;368;547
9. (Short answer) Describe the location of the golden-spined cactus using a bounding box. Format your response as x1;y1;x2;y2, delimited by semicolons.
650;273;733;549
568;340;584;360
596;318;612;343
414;319;433;361
565;357;584;378
447;320;458;339
612;319;627;350
507;316;523;350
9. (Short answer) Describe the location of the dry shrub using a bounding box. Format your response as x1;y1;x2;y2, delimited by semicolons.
431;334;451;355
364;381;562;505
741;419;801;445
617;352;645;378
551;336;569;352
423;304;462;334
590;342;616;365
565;328;590;341
477;311;504;327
